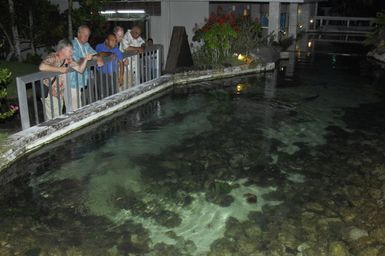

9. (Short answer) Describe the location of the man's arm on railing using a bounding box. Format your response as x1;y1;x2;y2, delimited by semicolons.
124;45;145;54
39;63;68;73
71;54;93;73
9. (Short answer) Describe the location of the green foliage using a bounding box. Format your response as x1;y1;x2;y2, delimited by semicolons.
0;39;17;121
71;0;110;44
192;8;270;68
231;18;263;55
0;61;38;97
203;23;238;64
0;69;17;120
0;68;12;89
0;0;64;55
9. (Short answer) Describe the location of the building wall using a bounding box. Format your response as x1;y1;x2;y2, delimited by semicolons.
159;0;209;65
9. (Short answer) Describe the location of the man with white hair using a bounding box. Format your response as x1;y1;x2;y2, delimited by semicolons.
70;25;103;110
113;26;124;53
121;26;146;86
39;39;93;120
121;25;145;54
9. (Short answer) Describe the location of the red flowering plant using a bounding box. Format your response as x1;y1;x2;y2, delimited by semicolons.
192;7;239;67
192;7;263;68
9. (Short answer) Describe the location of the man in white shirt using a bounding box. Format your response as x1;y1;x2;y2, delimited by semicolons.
121;26;145;54
121;26;146;86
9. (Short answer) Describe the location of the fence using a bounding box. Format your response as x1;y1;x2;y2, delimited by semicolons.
310;16;376;34
16;45;162;130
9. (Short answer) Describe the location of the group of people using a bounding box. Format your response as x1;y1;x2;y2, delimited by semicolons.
39;25;151;120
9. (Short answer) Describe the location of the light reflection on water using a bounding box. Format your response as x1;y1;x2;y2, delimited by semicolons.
1;49;385;255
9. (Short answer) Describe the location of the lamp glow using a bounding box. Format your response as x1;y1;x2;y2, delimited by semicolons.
235;83;246;94
100;10;116;14
238;54;245;61
117;9;145;14
307;41;312;48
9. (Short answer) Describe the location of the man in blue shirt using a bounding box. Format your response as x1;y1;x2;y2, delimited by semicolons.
70;25;102;110
95;34;124;96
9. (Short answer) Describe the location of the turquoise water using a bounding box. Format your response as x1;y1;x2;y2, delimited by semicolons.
1;52;385;255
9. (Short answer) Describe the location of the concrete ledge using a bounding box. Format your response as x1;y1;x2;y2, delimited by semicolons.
0;63;275;173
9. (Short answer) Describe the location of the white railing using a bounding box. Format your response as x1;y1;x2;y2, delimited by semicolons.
311;16;376;34
16;45;162;130
312;33;368;44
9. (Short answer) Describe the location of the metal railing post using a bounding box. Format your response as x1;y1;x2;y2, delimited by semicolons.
16;77;31;130
135;54;140;86
64;72;72;112
156;48;161;78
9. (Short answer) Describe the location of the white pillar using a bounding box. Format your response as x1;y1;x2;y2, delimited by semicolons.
300;3;311;31
160;0;171;66
288;3;298;39
268;2;281;42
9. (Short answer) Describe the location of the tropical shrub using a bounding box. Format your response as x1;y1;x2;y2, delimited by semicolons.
193;10;239;67
0;88;18;120
231;17;263;55
192;8;267;68
0;68;12;89
0;64;18;120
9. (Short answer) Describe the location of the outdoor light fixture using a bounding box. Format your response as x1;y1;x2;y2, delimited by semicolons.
307;41;312;48
117;9;145;14
100;10;116;14
237;54;245;61
100;9;146;15
310;19;314;23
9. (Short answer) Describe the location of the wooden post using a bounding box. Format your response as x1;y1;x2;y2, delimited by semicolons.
165;26;193;73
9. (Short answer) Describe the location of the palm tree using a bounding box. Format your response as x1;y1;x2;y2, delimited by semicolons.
68;0;73;40
28;6;36;56
7;0;22;62
0;22;15;61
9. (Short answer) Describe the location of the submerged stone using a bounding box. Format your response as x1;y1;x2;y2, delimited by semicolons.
346;227;369;241
358;247;380;256
328;241;349;256
155;210;182;228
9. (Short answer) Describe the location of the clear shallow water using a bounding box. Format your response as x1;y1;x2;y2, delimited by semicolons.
1;52;385;256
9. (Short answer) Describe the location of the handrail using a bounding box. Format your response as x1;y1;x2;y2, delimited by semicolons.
16;45;162;130
309;16;376;35
314;16;376;21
